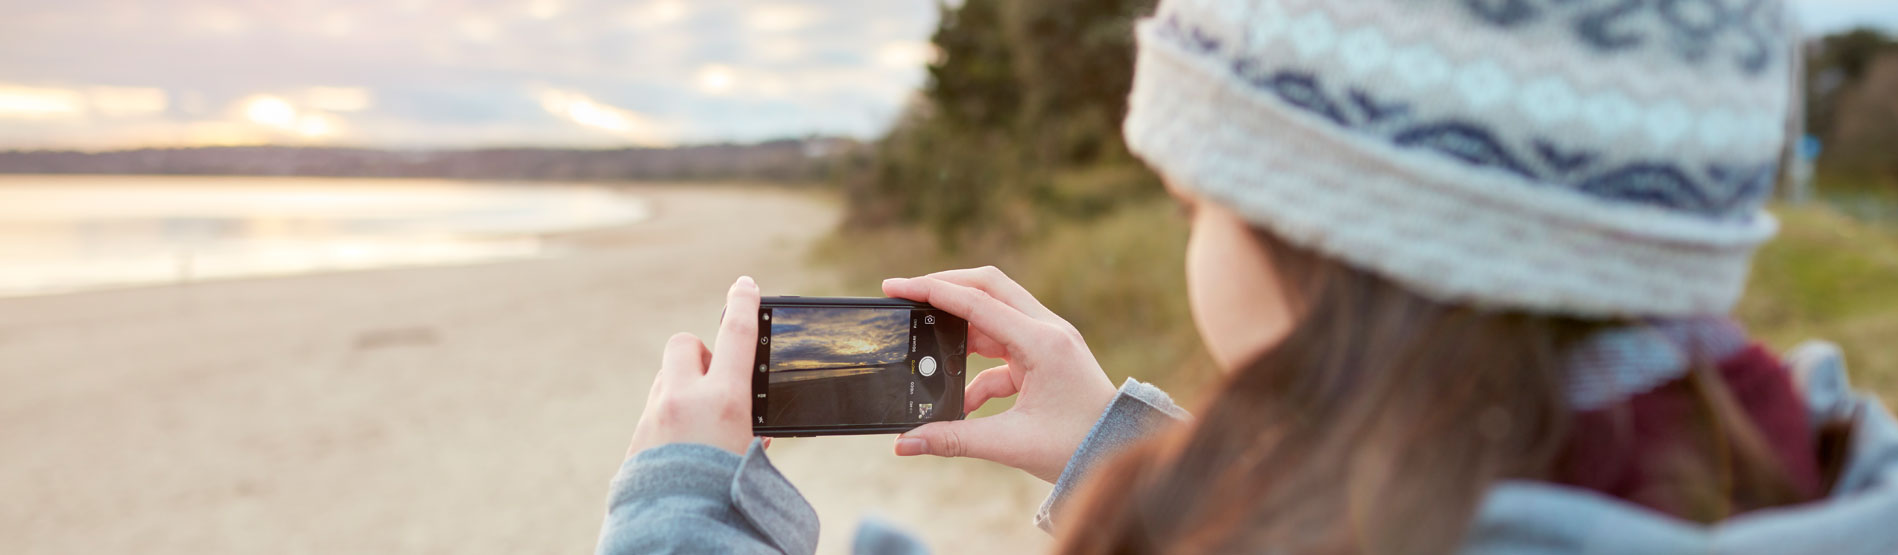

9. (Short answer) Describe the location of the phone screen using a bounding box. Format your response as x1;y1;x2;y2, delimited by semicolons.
753;303;965;432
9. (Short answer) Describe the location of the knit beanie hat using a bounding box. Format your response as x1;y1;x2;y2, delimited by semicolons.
1124;0;1800;317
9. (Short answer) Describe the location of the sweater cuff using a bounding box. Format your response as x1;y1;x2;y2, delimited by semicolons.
732;440;821;554
604;440;820;555
607;442;745;509
1034;378;1191;533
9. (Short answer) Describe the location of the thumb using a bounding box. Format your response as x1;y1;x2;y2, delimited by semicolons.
893;415;1015;460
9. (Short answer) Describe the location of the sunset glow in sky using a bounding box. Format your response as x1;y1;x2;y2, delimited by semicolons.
768;307;907;372
0;0;1888;150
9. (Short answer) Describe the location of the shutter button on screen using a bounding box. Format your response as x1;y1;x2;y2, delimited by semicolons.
919;356;938;377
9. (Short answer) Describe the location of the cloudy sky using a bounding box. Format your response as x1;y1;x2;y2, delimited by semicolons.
0;0;1889;150
768;307;908;372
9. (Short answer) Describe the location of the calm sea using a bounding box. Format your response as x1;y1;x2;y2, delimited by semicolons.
0;175;651;297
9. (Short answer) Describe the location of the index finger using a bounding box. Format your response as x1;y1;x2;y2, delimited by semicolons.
922;266;1059;322
708;276;761;389
883;276;1050;353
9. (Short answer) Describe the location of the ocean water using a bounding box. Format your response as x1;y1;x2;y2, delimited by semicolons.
0;175;651;297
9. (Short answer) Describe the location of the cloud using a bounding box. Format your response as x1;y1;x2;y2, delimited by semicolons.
746;3;821;32
618;0;690;29
304;87;372;113
237;94;348;141
694;65;738;96
0;85;169;120
0;86;88;119
875;41;939;69
0;0;937;149
533;86;676;146
89;87;168;117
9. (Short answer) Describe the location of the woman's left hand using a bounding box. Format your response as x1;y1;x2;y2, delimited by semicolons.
625;276;762;458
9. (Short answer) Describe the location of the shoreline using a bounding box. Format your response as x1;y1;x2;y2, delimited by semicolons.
0;176;690;300
0;183;1051;554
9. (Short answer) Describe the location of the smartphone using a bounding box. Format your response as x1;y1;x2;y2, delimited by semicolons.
751;296;967;437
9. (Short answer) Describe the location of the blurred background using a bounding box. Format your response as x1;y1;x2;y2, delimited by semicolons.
1;0;1893;553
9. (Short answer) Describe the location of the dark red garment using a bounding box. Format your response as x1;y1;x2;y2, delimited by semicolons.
1551;344;1822;517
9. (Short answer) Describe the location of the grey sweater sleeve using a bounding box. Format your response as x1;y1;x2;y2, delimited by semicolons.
1034;378;1192;533
596;440;820;555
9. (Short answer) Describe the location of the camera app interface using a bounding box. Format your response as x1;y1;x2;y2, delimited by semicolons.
754;306;961;428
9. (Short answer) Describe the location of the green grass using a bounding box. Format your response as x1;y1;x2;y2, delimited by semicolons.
1811;173;1898;227
817;199;1898;411
1738;203;1898;404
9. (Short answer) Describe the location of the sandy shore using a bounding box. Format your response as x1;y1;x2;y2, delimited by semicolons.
0;185;1050;554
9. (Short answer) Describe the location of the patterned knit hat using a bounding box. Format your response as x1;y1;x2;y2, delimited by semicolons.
1124;0;1799;317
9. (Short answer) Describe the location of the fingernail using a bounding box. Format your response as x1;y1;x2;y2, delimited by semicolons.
882;278;904;286
894;437;926;456
736;276;757;290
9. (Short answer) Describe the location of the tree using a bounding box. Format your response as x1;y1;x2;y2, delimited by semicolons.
842;0;1162;248
1804;28;1898;187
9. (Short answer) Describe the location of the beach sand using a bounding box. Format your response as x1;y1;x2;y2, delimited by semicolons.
0;185;1051;554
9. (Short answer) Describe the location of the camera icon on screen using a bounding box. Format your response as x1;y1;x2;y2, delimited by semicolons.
923;315;935;325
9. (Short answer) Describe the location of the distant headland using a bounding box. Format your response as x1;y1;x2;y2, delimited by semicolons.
0;137;858;183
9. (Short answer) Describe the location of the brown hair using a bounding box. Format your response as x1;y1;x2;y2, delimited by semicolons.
1054;229;1810;554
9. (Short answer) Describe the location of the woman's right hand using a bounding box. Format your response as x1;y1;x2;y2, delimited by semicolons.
882;267;1119;483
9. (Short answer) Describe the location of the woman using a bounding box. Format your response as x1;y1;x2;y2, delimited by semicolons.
598;0;1898;553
